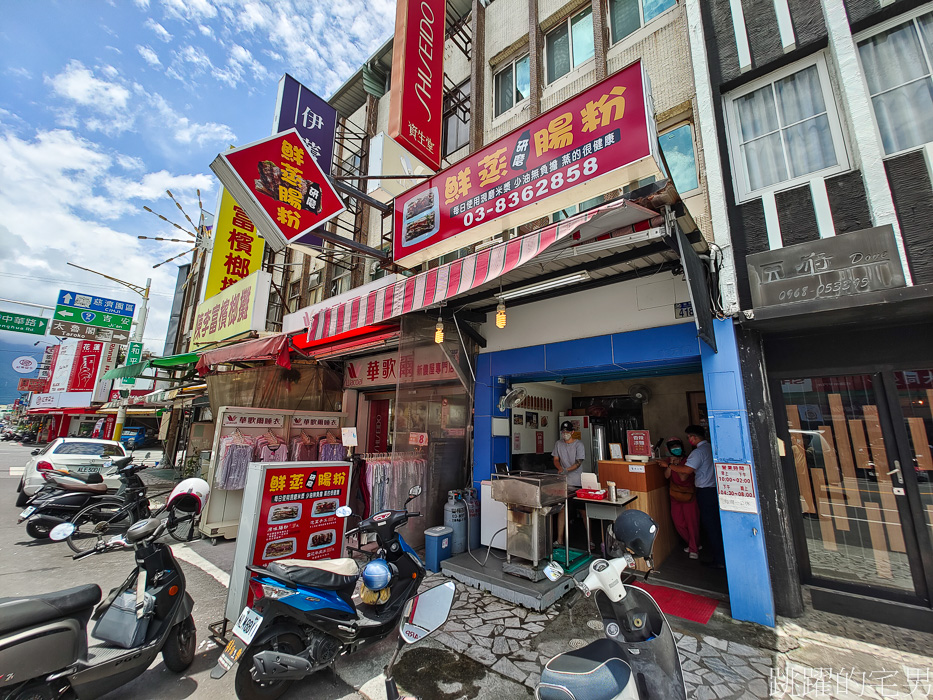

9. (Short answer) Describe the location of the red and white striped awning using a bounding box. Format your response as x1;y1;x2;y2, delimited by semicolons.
303;199;658;344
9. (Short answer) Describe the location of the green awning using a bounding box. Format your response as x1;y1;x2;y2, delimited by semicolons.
103;352;199;380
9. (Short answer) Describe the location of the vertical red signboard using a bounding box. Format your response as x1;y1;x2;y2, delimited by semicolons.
626;430;652;457
67;341;104;392
253;464;351;564
388;0;446;171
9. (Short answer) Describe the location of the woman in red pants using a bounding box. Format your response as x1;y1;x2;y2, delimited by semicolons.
660;437;701;559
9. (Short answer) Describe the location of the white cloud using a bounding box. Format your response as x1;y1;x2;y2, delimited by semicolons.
134;0;151;8
137;45;162;67
5;66;32;80
47;60;131;113
212;43;271;88
161;0;218;22
150;94;235;146
145;18;173;42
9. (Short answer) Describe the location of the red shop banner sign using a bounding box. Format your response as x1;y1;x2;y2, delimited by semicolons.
211;129;346;251
253;463;351;565
393;60;659;267
388;0;446;170
67;341;104;392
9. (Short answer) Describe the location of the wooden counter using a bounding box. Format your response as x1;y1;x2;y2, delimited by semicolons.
596;460;676;568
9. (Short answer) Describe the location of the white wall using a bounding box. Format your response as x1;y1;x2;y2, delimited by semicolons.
510;381;576;453
479;273;692;353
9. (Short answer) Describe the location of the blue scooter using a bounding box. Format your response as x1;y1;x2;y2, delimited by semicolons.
212;484;427;700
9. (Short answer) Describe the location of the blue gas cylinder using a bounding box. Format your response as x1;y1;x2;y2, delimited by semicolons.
463;487;481;550
443;490;467;555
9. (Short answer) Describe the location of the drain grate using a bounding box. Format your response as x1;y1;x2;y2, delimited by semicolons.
586;620;603;631
568;638;587;649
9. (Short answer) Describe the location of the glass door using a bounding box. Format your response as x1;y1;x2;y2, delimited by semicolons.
779;373;932;603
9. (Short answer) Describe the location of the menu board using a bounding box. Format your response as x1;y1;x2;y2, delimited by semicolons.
626;430;652;457
253;463;351;564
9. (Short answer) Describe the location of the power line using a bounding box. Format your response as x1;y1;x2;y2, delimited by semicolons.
0;272;174;297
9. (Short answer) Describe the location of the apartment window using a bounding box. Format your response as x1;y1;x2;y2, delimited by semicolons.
443;81;471;157
858;11;933;156
551;195;604;222
659;123;699;194
331;267;351;296
608;0;676;45
494;55;530;117
725;56;848;201
545;7;595;84
287;280;301;311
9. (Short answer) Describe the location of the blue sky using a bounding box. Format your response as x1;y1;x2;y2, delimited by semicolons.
0;0;396;382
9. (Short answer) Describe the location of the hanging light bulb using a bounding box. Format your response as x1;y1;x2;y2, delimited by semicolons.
434;316;444;344
496;301;507;329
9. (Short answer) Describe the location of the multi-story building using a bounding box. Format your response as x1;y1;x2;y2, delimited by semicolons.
686;0;933;629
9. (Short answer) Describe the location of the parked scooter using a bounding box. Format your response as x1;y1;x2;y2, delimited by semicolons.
17;456;148;540
211;485;427;700
0;511;203;699
538;510;687;700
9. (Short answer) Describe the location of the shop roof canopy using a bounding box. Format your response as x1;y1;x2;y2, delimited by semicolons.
103;352;200;380
196;334;291;376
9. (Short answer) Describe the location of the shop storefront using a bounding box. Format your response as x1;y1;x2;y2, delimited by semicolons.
742;229;933;630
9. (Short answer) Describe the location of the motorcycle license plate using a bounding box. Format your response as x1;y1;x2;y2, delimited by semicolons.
20;506;36;518
232;607;263;644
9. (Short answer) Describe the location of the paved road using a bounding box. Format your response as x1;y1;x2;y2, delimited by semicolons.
0;442;363;700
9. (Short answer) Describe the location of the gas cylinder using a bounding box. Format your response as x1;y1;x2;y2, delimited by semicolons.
463;487;481;550
443;490;467;555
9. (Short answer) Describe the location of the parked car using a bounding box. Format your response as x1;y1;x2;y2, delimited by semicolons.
19;438;127;499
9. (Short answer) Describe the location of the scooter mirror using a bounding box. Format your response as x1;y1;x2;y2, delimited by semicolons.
336;506;353;518
50;522;76;541
543;561;565;582
31;449;39;456
408;485;422;497
399;581;455;644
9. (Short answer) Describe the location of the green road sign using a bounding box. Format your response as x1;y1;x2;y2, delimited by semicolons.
0;312;49;336
121;341;143;386
53;305;132;331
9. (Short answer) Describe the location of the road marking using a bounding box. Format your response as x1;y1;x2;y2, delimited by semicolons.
170;543;230;588
9;468;24;476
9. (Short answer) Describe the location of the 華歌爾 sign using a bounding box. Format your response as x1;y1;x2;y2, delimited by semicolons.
203;189;266;300
715;462;758;514
0;312;49;336
343;347;460;388
274;74;338;177
210;129;346;252
388;0;446;171
189;271;272;350
393;61;658;268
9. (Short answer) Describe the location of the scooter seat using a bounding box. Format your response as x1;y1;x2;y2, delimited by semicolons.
537;639;633;700
266;558;360;590
48;476;108;494
0;584;102;634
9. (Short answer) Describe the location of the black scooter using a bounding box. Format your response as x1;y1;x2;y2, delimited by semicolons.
0;517;197;700
18;456;148;539
537;510;687;700
212;485;427;700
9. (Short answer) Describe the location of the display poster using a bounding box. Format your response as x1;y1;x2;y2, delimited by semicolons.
203;189;267;300
253;463;351;564
536;431;544;454
393;60;656;267
715;462;758;513
626;429;651;457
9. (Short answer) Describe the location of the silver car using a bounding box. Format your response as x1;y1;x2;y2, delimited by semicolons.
20;438;127;497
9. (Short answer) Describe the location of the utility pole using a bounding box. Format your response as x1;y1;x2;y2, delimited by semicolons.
66;263;151;442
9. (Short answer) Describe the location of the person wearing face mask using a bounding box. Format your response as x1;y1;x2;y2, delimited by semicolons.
553;420;586;547
658;438;700;559
684;425;725;569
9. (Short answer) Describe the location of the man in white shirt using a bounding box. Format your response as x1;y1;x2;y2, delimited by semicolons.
684;425;725;569
553;420;585;547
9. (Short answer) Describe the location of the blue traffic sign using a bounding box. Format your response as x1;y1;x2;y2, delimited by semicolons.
57;290;135;318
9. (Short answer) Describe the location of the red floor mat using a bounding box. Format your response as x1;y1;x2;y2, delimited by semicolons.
631;581;719;625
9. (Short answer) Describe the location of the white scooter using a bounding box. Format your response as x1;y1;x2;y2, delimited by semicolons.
538;510;687;700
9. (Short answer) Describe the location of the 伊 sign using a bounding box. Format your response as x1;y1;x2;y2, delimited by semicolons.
393;61;658;267
203;189;266;300
274;74;338;176
388;0;446;171
210;129;346;252
189;271;272;350
0;312;48;336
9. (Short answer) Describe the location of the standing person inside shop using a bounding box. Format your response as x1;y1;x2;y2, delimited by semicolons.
684;425;725;569
658;437;701;559
553;420;586;548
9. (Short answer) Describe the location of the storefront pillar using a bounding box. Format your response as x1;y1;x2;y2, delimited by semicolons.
472;353;509;490
700;318;775;626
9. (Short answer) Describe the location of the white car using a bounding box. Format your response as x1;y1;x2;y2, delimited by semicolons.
19;438;127;498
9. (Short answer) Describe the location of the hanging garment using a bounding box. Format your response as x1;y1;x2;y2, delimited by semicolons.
260;443;288;462
215;442;253;490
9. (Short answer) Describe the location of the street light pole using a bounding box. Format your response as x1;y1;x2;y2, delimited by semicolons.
65;263;151;442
